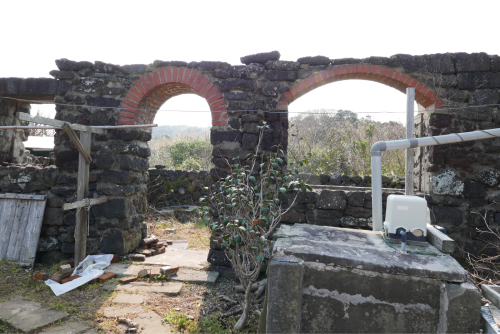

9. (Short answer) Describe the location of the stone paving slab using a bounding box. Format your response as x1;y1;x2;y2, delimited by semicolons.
171;268;219;284
104;263;151;277
0;297;68;333
102;305;143;318
102;281;183;295
142;249;209;268
112;293;145;304
42;321;88;333
135;311;172;334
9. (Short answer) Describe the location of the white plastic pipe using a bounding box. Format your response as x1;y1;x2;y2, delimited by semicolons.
371;128;500;231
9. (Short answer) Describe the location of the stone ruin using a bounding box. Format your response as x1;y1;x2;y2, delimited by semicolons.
0;51;500;264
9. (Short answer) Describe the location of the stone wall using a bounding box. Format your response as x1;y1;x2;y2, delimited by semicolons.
2;52;500;262
0;99;30;163
146;168;406;209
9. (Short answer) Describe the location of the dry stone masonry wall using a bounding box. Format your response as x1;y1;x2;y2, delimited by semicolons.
1;51;500;263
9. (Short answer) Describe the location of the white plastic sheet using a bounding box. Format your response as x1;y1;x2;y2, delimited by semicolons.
45;254;114;296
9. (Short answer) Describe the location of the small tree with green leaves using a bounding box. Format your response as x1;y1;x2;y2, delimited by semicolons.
195;121;311;330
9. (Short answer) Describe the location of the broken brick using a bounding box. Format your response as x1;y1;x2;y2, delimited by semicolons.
94;272;116;283
34;272;49;280
139;244;148;250
138;249;152;257
155;242;164;248
111;255;118;263
61;275;81;284
166;240;173;245
58;264;72;274
160;266;179;276
158;246;166;254
150;267;161;277
52;272;71;283
119;276;137;284
129;254;146;261
67;259;75;267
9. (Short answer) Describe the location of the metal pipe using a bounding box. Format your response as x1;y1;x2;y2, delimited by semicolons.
371;128;500;231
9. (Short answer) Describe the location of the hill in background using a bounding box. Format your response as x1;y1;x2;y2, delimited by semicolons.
152;125;210;138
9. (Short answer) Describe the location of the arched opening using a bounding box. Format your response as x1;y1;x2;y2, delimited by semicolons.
282;65;441;182
119;66;228;126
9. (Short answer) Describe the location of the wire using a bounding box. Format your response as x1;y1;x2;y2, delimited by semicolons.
380;232;399;251
2;95;500;116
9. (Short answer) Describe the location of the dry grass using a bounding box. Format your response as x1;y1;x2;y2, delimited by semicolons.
0;214;261;333
146;210;211;251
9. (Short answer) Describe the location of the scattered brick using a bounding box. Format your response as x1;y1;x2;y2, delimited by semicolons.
139;249;152;257
66;259;75;267
160;266;179;276
61;275;81;284
139;244;148;250
111;255;118;263
34;272;49;280
158;246;166;254
149;267;161;277
119;276;137;284
129;254;146;261
52;272;71;283
94;272;116;283
155;242;165;248
166;240;173;245
58;264;72;274
150;249;156;255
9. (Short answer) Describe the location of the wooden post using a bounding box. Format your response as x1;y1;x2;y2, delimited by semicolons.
74;130;91;266
405;88;415;196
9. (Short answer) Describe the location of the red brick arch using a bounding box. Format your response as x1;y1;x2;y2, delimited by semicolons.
279;65;443;108
118;66;228;126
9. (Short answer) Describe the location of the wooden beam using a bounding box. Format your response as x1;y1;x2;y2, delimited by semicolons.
426;224;455;253
16;112;106;134
62;197;108;211
62;123;92;164
74;130;91;266
0;194;46;201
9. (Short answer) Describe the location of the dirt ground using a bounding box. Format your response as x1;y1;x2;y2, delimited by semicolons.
0;212;262;333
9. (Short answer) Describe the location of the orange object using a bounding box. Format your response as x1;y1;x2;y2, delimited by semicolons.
111;255;118;263
61;275;81;284
94;272;117;283
119;276;137;284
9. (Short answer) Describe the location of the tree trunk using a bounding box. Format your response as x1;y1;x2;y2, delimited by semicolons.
234;279;254;331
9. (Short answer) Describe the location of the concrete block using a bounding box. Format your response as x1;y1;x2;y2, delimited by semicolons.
438;282;481;333
266;260;303;334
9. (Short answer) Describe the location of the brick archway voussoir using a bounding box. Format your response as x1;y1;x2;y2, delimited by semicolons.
118;66;228;126
280;65;442;109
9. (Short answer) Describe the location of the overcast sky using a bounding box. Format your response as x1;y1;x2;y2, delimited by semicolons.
3;0;500;127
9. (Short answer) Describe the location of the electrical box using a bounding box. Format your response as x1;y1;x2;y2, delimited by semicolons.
384;195;427;242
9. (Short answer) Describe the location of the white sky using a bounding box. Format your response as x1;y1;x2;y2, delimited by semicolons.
4;0;500;127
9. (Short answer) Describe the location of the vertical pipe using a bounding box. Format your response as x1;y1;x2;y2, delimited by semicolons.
371;155;383;231
405;88;415;196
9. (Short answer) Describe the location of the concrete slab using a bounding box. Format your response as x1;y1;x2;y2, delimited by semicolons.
112;293;145;304
0;297;68;333
102;305;143;318
171;268;219;284
104;263;151;277
42;322;88;334
102;281;183;295
142;249;209;268
135;311;172;334
273;224;468;282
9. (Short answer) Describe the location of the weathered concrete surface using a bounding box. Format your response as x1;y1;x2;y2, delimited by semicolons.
0;297;68;333
102;281;183;295
170;268;219;284
264;224;480;333
102;305;143;317
273;224;467;282
483;285;500;309
104;263;151;277
142;249;209;268
266;261;303;333
438;282;481;333
135;311;172;334
104;263;217;283
112;293;145;304
41;322;89;334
